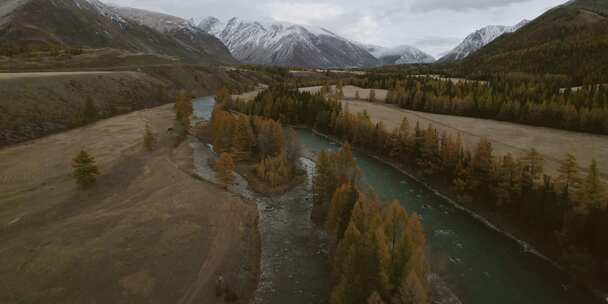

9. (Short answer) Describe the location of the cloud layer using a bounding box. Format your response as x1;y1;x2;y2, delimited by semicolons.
410;0;532;12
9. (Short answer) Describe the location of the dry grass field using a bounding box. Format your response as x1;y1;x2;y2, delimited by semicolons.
340;99;608;179
300;85;389;101
0;104;258;304
298;85;608;179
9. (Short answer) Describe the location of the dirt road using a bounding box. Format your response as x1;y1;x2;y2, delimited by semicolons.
0;71;119;79
0;104;258;304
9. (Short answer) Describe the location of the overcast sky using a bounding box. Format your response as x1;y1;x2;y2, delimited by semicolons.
107;0;567;57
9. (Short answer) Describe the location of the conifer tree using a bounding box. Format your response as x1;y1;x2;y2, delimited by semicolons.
577;160;605;209
72;150;99;188
231;115;255;159
326;183;359;241
216;153;235;187
521;148;544;189
469;137;494;200
494;154;518;207
556;153;581;197
143;124;156;151
335;144;360;184
313;150;338;216
392;271;429;304
175;90;193;127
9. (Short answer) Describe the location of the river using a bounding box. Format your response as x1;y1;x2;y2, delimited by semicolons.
193;96;599;304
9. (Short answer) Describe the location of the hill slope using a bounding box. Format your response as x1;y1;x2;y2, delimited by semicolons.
0;0;235;65
109;6;235;64
438;20;529;62
460;0;608;82
194;17;379;68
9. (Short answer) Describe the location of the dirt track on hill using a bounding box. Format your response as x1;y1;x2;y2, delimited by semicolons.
0;104;258;304
0;71;117;79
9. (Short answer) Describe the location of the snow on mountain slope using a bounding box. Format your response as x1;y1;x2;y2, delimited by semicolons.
438;20;529;62
82;0;127;25
108;5;191;32
360;44;435;65
109;6;236;63
193;17;379;68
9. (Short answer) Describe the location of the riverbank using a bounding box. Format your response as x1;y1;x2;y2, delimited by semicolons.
309;129;607;302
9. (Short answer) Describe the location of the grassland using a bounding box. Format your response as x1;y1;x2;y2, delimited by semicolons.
0;104;258;304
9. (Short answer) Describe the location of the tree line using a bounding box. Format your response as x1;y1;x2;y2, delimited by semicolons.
313;145;430;304
226;86;608;286
350;74;608;135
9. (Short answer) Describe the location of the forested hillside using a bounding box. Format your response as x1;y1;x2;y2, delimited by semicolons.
459;0;608;84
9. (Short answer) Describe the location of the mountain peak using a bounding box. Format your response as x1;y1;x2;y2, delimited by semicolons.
438;19;529;62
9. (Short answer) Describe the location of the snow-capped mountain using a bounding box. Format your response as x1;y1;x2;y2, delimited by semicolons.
192;17;379;68
363;45;435;65
438;20;529;62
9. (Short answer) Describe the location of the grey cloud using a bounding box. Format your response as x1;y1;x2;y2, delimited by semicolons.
410;0;532;12
414;36;462;47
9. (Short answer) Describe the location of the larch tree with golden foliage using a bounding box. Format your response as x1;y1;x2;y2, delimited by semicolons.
215;153;235;187
143;124;157;151
175;90;193;127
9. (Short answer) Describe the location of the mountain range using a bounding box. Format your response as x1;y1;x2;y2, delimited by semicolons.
191;17;378;68
1;0;604;78
0;0;438;69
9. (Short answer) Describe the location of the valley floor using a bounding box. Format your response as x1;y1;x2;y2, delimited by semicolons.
0;104;258;304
